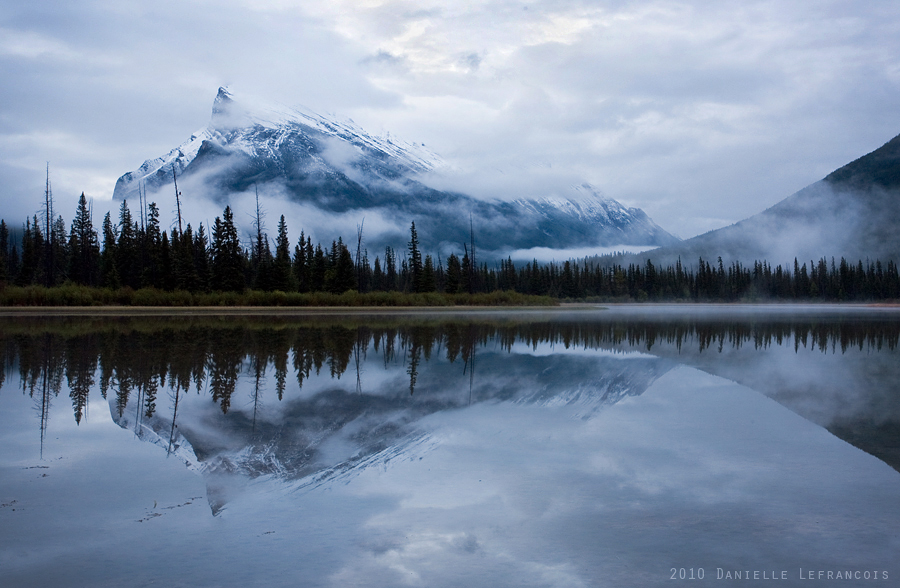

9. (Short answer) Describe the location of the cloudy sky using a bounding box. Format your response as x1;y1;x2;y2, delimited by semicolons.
1;0;899;239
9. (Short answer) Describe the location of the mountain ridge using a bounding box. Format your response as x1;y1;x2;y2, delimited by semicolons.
114;87;679;258
598;131;900;268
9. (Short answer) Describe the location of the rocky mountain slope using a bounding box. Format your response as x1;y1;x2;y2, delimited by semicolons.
114;88;678;257
613;133;900;267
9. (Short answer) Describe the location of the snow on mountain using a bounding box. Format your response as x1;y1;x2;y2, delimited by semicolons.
513;184;647;225
209;87;445;173
113;87;678;256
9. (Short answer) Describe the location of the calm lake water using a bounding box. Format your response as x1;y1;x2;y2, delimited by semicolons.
1;305;898;587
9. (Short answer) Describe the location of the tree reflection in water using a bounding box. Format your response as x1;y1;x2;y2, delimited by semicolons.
2;312;899;508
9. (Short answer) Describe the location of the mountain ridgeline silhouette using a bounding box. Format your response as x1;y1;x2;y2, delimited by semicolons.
607;132;900;268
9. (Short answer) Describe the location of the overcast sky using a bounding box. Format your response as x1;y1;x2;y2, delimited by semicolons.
2;0;899;239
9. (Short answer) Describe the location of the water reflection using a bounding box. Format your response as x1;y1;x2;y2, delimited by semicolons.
3;311;900;489
2;308;900;586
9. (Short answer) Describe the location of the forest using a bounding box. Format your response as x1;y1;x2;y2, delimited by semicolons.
1;192;899;303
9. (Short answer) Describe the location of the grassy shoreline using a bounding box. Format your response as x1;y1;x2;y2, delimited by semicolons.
0;284;556;309
1;285;896;312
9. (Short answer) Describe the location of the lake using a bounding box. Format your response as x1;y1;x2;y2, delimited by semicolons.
1;305;898;587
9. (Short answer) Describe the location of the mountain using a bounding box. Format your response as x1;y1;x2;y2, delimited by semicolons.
615;133;900;267
113;88;678;257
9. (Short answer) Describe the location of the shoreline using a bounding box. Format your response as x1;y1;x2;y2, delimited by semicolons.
0;305;567;317
1;301;899;317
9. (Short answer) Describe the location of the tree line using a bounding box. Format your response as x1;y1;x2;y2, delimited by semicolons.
517;255;900;301
1;193;898;301
0;194;482;295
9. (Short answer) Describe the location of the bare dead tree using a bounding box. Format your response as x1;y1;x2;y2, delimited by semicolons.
173;168;183;236
253;185;266;268
43;163;55;286
470;213;476;293
138;180;146;232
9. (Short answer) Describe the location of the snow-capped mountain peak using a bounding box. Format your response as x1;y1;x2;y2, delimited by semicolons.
210;86;443;173
512;184;642;226
113;87;678;256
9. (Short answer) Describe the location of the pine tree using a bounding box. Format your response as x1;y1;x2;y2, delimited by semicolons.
159;231;174;290
445;253;461;294
16;216;46;286
140;202;162;289
293;232;309;292
116;200;139;288
385;246;397;291
460;247;472;294
271;215;295;292
254;239;274;291
100;212;120;288
50;215;68;285
67;193;100;286
211;206;246;292
421;255;437;292
193;223;211;292
408;222;423;292
174;224;201;291
311;243;326;291
561;261;576;298
358;249;372;293
372;256;384;291
6;242;19;281
326;237;356;293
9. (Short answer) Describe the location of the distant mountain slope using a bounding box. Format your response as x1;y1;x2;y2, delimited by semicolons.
114;88;678;257
608;133;900;267
825;133;900;190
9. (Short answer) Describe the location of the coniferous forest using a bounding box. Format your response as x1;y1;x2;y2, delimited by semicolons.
1;193;899;304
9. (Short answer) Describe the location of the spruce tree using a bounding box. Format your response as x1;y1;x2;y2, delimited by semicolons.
140;202;162;289
174;224;200;291
254;239;274;291
100;212;120;288
17;216;46;286
211;206;245;292
460;248;472;294
271;215;295;292
372;256;384;291
408;222;423;293
159;231;174;290
385;246;397;291
115;200;139;289
50;215;68;285
293;231;309;292
445;253;461;294
194;223;211;292
421;255;436;292
67;193;100;286
326;237;356;293
311;243;326;291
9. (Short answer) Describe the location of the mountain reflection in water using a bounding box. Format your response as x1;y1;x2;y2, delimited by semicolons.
3;309;899;513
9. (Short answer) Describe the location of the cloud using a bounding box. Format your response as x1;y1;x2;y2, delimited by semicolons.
505;244;658;263
2;0;900;239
